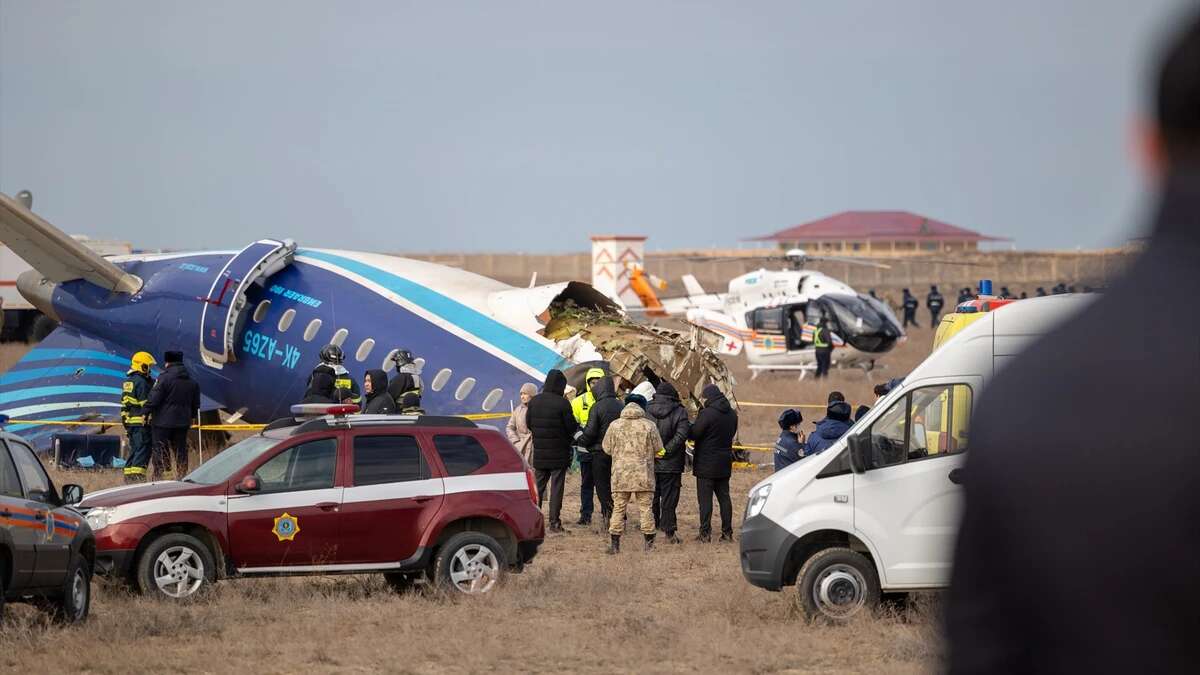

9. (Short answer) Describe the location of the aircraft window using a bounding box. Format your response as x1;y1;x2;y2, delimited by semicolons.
431;368;453;392
382;349;399;372
355;338;375;362
253;300;271;324
330;328;349;347
455;377;477;401
481;388;503;411
303;318;322;342
414;357;426;371
278;309;296;333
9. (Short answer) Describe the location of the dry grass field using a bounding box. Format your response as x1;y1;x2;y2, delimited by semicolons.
0;329;944;674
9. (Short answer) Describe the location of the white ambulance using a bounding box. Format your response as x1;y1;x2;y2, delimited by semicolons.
738;294;1093;620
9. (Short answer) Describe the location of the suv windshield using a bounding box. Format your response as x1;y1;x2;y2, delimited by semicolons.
185;436;280;485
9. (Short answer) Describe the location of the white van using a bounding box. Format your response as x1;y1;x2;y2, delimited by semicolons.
739;295;1093;620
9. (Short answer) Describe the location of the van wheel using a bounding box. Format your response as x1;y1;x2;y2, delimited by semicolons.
136;533;215;600
796;547;880;622
47;556;92;623
433;533;505;595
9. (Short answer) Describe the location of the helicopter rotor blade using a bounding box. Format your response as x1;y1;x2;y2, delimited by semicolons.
805;255;892;270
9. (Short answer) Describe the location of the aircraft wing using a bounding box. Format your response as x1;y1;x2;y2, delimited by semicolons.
0;192;141;293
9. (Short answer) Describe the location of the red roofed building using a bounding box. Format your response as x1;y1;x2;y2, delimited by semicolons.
749;211;1009;255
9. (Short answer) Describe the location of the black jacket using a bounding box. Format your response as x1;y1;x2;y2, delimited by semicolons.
303;364;360;404
362;370;397;414
926;291;944;311
688;388;738;479
945;172;1200;675
647;382;690;474
388;368;423;413
577;376;623;454
526;370;578;471
121;370;154;426
145;363;201;429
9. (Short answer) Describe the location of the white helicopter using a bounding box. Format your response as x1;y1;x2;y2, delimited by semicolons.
641;249;906;378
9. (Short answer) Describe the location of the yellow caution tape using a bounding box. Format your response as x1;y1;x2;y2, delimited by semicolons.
737;401;828;409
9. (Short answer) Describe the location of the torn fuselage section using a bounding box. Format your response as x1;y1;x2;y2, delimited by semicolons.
545;304;738;417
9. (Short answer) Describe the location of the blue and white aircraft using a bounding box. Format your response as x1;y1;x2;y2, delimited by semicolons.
0;193;725;449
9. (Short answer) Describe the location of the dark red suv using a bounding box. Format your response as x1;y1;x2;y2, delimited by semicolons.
78;409;544;599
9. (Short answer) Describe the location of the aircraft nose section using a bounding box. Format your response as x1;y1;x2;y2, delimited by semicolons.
17;269;61;321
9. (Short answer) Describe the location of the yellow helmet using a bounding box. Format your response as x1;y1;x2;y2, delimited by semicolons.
131;351;156;373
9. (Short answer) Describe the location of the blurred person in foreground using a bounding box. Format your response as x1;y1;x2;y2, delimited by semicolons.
526;370;578;533
647;381;690;544
946;14;1200;673
689;384;738;542
602;402;661;553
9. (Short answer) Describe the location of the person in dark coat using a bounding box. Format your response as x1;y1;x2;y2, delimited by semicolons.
362;370;397;414
525;369;578;532
144;350;201;479
578;375;624;525
387;349;424;413
689;383;738;542
926;285;945;327
803;400;852;457
957;287;973;304
901;288;919;328
772;408;804;472
647;381;690;544
945;16;1200;674
812;319;834;379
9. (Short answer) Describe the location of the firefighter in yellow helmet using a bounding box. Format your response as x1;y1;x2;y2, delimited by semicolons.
121;351;156;482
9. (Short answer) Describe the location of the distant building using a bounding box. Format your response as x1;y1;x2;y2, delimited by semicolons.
748;211;1009;255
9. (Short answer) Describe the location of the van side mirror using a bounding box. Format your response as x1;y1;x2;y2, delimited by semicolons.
848;432;873;474
61;484;84;505
237;475;261;494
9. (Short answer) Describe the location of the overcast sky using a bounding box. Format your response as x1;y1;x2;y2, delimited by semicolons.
0;1;1193;253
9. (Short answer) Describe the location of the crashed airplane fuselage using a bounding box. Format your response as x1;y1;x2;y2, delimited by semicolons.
0;196;735;444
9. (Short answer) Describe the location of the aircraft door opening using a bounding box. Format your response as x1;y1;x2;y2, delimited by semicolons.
199;239;297;367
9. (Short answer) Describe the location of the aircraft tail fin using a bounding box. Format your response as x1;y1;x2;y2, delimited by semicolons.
0;192;141;294
681;274;707;298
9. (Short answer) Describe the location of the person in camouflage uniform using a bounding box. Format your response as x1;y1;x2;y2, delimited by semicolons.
601;402;660;553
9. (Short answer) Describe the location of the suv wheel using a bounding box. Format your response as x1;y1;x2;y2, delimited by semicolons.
136;533;215;599
48;556;92;623
796;547;880;622
433;533;505;595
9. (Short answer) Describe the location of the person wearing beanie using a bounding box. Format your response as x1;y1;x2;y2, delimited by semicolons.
525;370;578;532
144;350;200;479
624;393;648;410
631;380;656;403
505;382;539;463
803;400;852;457
688;383;738;542
647;381;690;544
773;409;805;472
601;402;661;553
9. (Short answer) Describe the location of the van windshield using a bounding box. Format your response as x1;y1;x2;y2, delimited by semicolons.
184;436;280;485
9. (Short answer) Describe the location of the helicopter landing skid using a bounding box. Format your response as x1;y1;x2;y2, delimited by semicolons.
748;359;884;381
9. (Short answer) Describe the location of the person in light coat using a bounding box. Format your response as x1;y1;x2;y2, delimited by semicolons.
506;383;538;462
601;402;660;553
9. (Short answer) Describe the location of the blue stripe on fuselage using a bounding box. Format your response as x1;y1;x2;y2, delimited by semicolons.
300;250;562;374
0;365;126;386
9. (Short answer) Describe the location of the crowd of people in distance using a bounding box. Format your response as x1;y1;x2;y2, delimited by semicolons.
506;368;739;551
891;282;1092;330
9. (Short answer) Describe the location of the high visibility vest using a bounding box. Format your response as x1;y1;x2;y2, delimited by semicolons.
813;327;830;349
